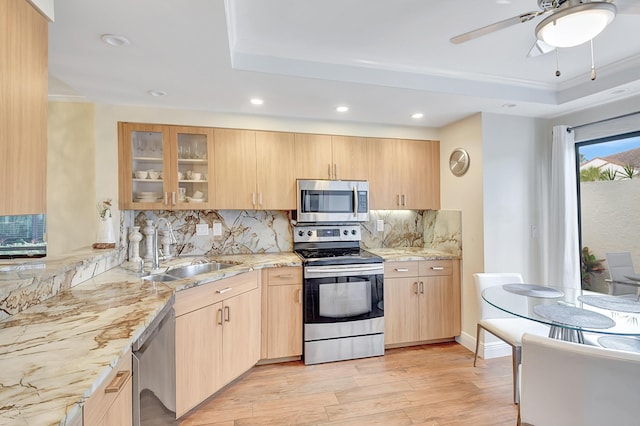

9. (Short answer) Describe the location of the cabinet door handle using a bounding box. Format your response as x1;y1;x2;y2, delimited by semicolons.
397;194;401;206
419;281;424;294
334;163;338;180
164;192;169;205
413;282;419;295
402;194;406;206
252;192;256;207
277;274;293;279
328;163;332;179
431;266;445;271
224;305;230;322
217;287;232;294
171;191;176;205
217;308;223;325
259;192;263;206
395;268;409;272
297;289;302;304
105;370;130;394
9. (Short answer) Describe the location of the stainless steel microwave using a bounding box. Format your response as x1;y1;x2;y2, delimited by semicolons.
296;179;369;223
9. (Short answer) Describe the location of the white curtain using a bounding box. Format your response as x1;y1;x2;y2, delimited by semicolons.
548;125;581;289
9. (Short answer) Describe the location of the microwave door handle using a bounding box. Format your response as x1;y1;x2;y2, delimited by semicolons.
353;185;358;218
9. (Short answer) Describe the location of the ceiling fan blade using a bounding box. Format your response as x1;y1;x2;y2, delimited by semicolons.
450;11;543;44
527;40;555;58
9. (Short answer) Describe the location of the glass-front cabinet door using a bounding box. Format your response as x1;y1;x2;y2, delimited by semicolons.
118;123;214;210
171;126;213;208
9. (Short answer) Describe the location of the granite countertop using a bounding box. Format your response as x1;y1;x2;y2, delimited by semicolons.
0;251;301;425
368;247;460;261
0;247;458;424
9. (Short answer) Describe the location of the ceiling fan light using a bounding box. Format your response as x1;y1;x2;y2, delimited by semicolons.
535;2;616;48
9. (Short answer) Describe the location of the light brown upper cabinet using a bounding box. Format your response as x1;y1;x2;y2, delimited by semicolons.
294;134;370;181
214;129;296;210
118;123;214;210
294;133;333;179
369;138;440;210
1;0;48;215
255;131;296;210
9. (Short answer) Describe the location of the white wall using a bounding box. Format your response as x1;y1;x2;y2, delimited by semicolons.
481;113;548;283
440;112;549;356
47;102;96;255
439;113;483;346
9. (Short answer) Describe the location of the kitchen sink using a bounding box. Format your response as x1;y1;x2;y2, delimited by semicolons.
141;273;179;282
165;262;234;278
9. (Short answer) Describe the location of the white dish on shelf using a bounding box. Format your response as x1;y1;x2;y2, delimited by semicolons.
186;197;205;203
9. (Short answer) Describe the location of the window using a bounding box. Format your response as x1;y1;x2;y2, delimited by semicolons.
576;132;640;293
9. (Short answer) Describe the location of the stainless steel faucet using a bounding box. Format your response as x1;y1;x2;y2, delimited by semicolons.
152;218;178;270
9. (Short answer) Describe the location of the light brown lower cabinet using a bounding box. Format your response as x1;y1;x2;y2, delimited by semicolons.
83;349;133;426
384;260;460;346
261;267;303;360
174;270;260;418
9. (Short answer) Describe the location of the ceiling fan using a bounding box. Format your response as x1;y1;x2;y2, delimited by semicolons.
451;0;638;58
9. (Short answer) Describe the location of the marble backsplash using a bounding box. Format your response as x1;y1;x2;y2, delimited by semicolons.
127;209;462;259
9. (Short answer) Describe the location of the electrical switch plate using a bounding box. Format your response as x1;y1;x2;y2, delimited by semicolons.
376;219;384;232
196;224;209;236
213;222;222;236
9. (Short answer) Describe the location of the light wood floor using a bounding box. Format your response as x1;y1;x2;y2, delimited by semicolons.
178;343;518;426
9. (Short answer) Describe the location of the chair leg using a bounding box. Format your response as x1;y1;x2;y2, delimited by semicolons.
474;323;482;367
513;345;521;405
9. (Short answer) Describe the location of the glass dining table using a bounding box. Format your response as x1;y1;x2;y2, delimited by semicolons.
482;283;640;351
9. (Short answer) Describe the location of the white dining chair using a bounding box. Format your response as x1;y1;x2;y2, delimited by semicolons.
473;273;549;404
605;252;638;295
518;333;640;426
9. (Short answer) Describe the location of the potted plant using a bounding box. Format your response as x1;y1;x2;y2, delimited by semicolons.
580;246;604;289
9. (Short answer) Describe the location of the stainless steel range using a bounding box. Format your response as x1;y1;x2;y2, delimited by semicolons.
294;224;384;365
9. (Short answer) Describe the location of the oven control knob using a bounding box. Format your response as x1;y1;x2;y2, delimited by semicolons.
343;230;348;235
307;231;313;237
351;229;357;235
298;230;304;236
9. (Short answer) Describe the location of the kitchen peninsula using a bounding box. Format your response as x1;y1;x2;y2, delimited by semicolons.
0;243;459;424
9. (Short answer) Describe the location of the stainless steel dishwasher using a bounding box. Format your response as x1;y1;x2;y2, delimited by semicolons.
132;295;177;426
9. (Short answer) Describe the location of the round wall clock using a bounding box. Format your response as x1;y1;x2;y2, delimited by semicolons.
449;148;470;177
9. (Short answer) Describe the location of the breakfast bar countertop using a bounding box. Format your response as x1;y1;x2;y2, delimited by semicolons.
0;251;301;425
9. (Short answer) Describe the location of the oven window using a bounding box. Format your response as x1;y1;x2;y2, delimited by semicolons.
301;190;354;213
319;281;372;318
304;274;383;323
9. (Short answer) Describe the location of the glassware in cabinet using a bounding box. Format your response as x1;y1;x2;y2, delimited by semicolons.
173;128;213;207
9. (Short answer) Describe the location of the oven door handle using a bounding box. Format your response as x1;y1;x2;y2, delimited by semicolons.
305;264;383;275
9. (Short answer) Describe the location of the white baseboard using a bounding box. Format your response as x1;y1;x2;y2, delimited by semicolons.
456;330;511;360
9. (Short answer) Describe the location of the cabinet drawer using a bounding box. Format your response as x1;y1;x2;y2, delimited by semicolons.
175;270;258;317
384;261;419;278
83;349;132;426
267;267;302;285
419;260;453;276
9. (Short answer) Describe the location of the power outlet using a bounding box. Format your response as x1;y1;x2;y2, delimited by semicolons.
376;219;384;232
212;222;222;236
196;224;209;236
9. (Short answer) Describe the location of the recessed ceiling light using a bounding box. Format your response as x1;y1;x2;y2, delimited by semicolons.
336;106;349;113
496;0;511;4
501;103;517;108
250;98;264;105
147;90;167;97
411;113;424;119
101;34;130;47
